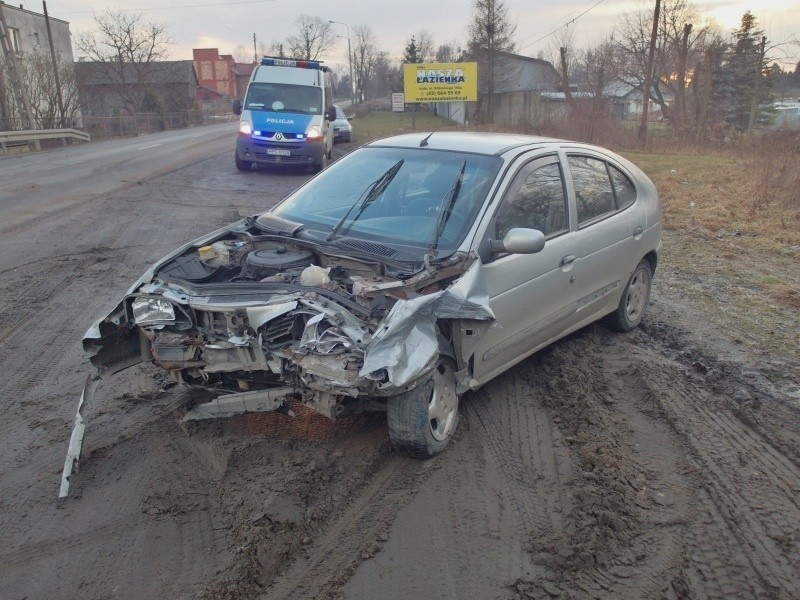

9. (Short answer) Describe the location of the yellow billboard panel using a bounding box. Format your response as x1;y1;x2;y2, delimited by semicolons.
403;62;478;103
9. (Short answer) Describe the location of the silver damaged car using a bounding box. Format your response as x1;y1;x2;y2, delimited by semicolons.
61;132;661;496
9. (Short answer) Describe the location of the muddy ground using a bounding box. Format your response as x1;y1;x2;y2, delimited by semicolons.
0;145;798;600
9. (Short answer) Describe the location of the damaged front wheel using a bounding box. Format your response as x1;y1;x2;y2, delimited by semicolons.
387;358;459;458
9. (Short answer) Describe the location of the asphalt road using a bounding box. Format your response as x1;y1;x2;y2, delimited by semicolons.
0;122;236;235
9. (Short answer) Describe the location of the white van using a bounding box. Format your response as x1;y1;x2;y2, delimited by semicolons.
233;57;336;172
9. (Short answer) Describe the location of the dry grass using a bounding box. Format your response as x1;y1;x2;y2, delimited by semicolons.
624;135;800;252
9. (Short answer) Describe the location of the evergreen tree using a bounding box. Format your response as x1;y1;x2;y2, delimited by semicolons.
403;36;422;64
719;12;773;132
466;0;517;122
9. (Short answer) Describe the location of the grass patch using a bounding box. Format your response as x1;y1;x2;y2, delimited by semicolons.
352;109;455;143
622;151;800;251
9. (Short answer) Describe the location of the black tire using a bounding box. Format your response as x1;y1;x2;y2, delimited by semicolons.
313;151;328;173
605;259;652;332
387;358;459;458
235;152;251;172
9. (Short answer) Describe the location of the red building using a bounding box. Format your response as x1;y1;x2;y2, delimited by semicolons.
192;48;257;106
193;48;235;106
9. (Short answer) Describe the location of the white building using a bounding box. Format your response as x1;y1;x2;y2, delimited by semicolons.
0;2;78;129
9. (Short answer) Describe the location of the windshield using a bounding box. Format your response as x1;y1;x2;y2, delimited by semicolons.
244;82;322;114
264;147;502;256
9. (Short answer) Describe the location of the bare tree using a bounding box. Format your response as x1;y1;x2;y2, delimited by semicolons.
547;28;576;105
285;15;337;61
19;53;81;128
415;29;435;63
367;51;398;98
75;10;172;114
467;0;517;122
614;0;712;132
232;44;253;64
435;42;465;63
351;24;378;102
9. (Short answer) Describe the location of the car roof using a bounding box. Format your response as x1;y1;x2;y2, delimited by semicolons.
365;131;565;156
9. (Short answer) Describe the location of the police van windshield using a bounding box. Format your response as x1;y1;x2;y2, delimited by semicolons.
245;83;322;114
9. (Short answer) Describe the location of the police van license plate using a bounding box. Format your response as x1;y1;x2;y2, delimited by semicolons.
267;148;291;156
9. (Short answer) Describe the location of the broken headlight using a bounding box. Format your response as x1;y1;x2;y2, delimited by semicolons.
132;297;176;327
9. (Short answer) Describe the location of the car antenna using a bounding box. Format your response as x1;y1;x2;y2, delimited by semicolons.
419;132;434;147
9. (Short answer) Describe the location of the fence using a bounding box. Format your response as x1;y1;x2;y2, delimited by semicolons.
82;109;236;139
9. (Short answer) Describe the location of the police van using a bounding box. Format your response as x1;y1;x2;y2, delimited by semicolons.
233;57;336;172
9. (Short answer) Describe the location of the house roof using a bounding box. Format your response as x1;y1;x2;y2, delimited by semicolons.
467;49;560;93
602;77;675;101
75;60;198;86
233;62;257;78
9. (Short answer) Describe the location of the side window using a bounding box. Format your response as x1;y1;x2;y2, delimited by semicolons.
609;164;636;210
495;162;568;239
569;156;615;226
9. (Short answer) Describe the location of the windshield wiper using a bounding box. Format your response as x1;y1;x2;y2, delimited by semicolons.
326;159;404;242
425;161;467;262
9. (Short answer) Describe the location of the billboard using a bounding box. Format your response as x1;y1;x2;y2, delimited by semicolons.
403;62;478;103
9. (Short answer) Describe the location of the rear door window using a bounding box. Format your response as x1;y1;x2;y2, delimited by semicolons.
568;156;615;226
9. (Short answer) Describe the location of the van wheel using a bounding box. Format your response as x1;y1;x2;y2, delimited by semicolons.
235;152;251;172
314;152;328;173
605;259;652;332
387;358;459;458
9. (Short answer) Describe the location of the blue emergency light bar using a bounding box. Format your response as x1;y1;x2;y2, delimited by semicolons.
261;57;324;70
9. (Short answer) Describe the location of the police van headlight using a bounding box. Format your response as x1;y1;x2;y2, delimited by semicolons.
306;125;323;140
132;297;175;326
239;121;252;135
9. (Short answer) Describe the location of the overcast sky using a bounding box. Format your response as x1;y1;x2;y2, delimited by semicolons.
42;0;800;69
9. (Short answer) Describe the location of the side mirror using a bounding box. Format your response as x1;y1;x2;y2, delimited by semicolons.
489;228;546;255
325;106;337;122
232;98;242;116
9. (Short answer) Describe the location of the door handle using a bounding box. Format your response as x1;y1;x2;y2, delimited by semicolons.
560;255;576;266
632;226;644;236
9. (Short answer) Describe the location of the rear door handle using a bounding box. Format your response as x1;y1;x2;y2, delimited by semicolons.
560;255;576;266
633;226;644;237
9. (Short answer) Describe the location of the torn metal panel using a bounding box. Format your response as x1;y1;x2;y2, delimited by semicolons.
83;318;147;374
299;313;355;354
246;299;299;330
292;352;366;394
360;261;494;388
182;386;293;421
59;374;100;499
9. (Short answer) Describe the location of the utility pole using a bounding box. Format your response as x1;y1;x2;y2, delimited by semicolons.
253;33;257;63
43;1;66;129
638;0;661;148
0;2;39;149
329;20;354;106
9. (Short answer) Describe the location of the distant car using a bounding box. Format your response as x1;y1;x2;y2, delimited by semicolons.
331;105;352;143
75;132;660;471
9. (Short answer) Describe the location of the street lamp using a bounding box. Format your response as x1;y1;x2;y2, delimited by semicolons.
328;20;355;106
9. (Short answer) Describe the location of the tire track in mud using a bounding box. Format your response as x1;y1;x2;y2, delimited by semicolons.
513;331;693;599
343;408;543;599
629;331;800;598
467;372;573;556
192;413;425;600
266;453;429;599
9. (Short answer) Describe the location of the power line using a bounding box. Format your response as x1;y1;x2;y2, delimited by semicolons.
517;0;609;52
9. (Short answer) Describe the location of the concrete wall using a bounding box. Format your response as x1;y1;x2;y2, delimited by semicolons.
2;3;73;62
1;3;78;128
